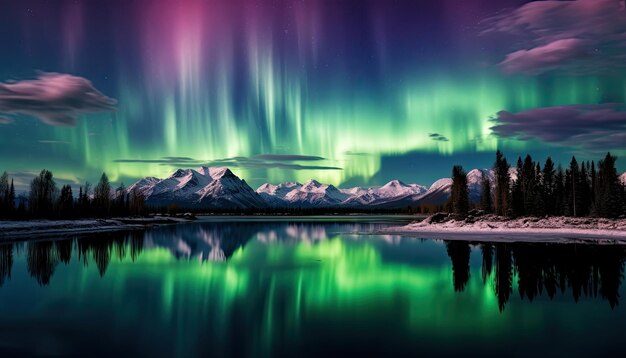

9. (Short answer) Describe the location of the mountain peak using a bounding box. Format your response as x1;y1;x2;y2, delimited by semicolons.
383;179;406;188
172;168;192;178
196;166;233;179
303;179;322;188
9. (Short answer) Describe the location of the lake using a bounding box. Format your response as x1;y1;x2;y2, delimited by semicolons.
0;216;625;357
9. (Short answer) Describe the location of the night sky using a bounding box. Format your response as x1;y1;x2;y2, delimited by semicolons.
1;0;625;191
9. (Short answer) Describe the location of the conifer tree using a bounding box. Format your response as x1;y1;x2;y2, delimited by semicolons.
511;157;524;217
29;170;56;218
493;151;511;216
0;171;8;217
479;171;493;213
58;185;74;218
542;157;555;215
595;153;623;218
94;173;111;217
450;165;469;217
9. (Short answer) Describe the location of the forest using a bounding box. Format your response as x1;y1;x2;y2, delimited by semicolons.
449;151;626;219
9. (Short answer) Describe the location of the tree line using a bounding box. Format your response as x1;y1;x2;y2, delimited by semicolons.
449;151;626;218
0;170;146;220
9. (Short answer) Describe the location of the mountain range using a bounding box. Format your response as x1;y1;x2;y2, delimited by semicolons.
126;166;497;210
127;166;623;210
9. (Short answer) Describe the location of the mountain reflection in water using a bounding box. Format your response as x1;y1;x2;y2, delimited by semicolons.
1;221;624;311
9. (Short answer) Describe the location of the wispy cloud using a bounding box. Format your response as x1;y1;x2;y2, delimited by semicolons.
429;133;449;142
490;103;626;150
252;154;325;161
114;155;342;170
0;116;14;124
483;0;626;75
0;72;117;126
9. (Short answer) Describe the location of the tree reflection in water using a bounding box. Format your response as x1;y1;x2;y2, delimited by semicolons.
0;243;12;287
0;226;625;311
445;241;626;311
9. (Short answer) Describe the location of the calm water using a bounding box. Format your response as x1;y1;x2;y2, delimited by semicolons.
1;216;625;357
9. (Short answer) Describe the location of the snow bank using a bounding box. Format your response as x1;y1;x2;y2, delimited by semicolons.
0;217;189;239
382;214;626;242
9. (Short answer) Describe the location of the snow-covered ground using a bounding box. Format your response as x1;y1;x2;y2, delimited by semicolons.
382;215;626;242
0;217;189;239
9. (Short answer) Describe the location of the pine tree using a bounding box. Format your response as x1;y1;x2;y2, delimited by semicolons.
522;155;536;215
479;170;493;213
493;150;511;216
0;171;8;217
114;183;127;216
58;185;74;218
29;170;56;218
94;173;111;217
511;157;524;217
595;153;623;218
7;179;15;217
590;161;597;207
450;165;469;217
565;157;585;217
542;157;555;215
579;162;591;216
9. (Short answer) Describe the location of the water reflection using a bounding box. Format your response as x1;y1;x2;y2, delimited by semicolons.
445;241;625;310
0;222;625;312
0;243;12;286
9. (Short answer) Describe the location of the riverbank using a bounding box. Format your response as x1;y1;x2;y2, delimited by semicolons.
0;217;193;240
381;214;626;242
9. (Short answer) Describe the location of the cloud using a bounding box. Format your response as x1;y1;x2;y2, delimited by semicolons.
500;38;593;75
113;157;204;165
0;72;117;126
0;116;14;124
483;0;626;75
252;154;325;161
428;133;449;142
490;103;626;150
113;155;342;170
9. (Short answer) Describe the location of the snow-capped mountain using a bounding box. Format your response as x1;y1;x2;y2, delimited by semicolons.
415;168;513;205
413;177;454;205
620;172;626;186
255;179;427;208
340;180;427;206
126;167;266;209
257;179;350;208
128;166;527;210
257;181;302;206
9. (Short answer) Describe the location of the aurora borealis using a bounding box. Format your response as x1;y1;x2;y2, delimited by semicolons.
1;0;626;190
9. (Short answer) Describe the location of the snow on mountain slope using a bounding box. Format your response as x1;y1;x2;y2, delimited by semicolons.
414;169;496;205
256;182;302;206
127;167;266;209
257;179;427;208
196;168;267;208
414;178;453;205
283;179;350;207
126;177;160;197
130;166;525;210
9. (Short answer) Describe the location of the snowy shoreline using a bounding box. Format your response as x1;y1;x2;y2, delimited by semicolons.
0;217;192;240
381;215;626;243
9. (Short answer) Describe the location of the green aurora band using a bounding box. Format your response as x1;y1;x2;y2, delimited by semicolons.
2;72;622;188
